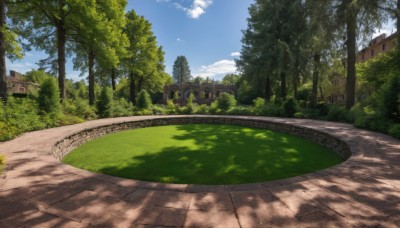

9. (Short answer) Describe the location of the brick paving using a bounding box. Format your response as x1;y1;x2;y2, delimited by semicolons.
1;115;400;227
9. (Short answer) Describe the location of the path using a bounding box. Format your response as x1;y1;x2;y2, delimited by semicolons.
1;115;400;227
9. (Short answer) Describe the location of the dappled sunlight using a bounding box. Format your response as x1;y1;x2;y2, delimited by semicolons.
64;124;344;184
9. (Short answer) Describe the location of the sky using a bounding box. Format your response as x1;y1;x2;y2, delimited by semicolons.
6;0;397;81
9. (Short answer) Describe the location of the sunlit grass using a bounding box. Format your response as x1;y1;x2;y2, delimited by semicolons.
63;124;344;185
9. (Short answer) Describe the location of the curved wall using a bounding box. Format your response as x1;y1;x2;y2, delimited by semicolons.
51;116;351;161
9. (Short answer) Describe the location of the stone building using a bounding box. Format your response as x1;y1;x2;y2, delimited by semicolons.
327;32;397;104
7;70;40;96
357;32;397;63
163;82;237;105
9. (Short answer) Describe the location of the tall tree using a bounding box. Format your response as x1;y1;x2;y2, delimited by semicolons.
332;0;387;109
0;0;6;102
71;0;128;105
0;0;23;102
172;55;191;84
123;10;164;105
237;0;307;101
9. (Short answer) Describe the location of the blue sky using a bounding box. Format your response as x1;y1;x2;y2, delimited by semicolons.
6;0;397;81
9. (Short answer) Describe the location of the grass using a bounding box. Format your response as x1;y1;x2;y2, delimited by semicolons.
0;155;5;175
63;124;344;185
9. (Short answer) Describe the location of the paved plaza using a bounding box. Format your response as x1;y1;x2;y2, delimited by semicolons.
1;116;400;227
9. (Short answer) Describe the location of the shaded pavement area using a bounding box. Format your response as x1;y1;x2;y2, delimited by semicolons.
1;115;400;227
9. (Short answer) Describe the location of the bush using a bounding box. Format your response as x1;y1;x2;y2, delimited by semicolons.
283;98;297;117
382;75;400;122
186;93;195;114
152;105;166;115
216;93;237;112
326;105;351;122
195;104;209;114
253;97;265;115
166;100;178;114
96;87;113;118
136;90;152;110
0;155;5;165
38;77;60;114
316;102;329;116
389;124;400;139
113;98;133;117
294;112;304;118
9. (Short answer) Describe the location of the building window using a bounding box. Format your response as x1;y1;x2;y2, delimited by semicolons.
371;49;375;57
382;44;386;51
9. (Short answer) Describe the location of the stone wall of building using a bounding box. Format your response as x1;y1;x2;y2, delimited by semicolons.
163;83;237;105
52;116;351;161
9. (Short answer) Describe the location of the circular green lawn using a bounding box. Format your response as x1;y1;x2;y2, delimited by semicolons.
63;124;344;185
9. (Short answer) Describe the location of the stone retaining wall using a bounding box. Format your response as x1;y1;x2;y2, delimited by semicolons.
51;116;351;160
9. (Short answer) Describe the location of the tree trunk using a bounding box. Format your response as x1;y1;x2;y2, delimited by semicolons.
293;71;299;100
264;74;271;102
138;77;144;93
57;0;66;102
0;0;7;103
311;53;321;107
280;72;287;100
129;72;136;105
345;7;357;109
88;50;95;105
319;85;324;101
111;68;116;91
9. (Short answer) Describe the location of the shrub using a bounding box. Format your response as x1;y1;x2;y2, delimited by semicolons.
388;124;400;139
283;98;297;117
216;93;237;112
186;93;195;114
294;112;304;118
113;98;133;117
136;90;152;110
96;87;113;118
195;104;209;114
316;102;329;116
326;105;350;122
0;155;5;165
253;97;265;115
152;105;166;115
38;77;60;114
166;100;178;114
382;75;400;122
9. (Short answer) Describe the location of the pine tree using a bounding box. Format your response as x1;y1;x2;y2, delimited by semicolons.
172;56;191;84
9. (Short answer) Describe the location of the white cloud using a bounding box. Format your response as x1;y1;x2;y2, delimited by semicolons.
177;37;182;42
195;59;237;79
172;0;213;19
231;52;241;57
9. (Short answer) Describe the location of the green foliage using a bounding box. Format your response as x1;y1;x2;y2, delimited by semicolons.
382;75;400;122
136;90;152;110
172;55;191;83
0;155;5;165
24;70;51;84
216;93;237;112
96;87;114;118
186;93;195;114
283;98;298;117
37;77;60;114
326;105;351;122
388;124;400;139
113;98;133;117
253;97;265;114
0;97;45;141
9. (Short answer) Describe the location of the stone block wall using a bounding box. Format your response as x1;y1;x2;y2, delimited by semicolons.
51;116;351;161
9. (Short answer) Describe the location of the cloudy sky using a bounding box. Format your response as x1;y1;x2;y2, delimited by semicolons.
7;0;397;81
